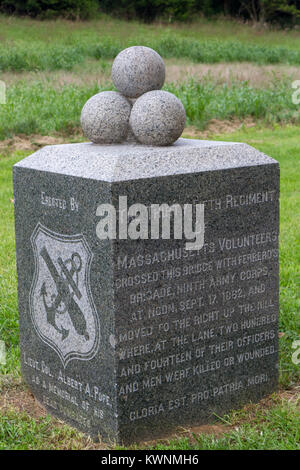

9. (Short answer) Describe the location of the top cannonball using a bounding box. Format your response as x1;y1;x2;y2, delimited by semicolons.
112;46;165;99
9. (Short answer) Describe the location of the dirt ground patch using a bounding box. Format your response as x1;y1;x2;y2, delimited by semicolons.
277;385;300;406
183;117;257;139
0;379;107;450
165;61;300;87
0;118;257;154
0;133;84;154
2;60;299;88
0;384;48;420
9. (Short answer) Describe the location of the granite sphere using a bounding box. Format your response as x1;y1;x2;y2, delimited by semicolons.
129;90;186;146
80;91;131;144
112;46;165;99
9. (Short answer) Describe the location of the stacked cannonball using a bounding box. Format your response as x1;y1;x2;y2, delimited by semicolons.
80;46;186;146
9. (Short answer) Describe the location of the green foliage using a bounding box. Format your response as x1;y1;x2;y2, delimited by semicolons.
0;0;99;20
151;36;300;64
1;37;300;73
0;82;101;139
224;1;300;26
0;0;299;25
99;0;215;22
168;79;293;126
0;78;298;139
261;0;300;26
0;43;85;71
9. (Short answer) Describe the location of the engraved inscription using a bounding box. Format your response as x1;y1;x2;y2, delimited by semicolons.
114;224;279;423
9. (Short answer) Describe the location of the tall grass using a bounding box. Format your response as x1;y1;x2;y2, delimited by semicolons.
152;37;300;65
2;36;300;72
0;78;297;139
166;78;295;127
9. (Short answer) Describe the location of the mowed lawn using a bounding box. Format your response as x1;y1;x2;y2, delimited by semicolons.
0;124;299;450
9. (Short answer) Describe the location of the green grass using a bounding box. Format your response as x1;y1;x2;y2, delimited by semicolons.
167;78;298;128
150;401;300;450
211;124;300;388
0;82;101;139
0;411;57;450
2;36;300;72
0;407;94;450
0;78;298;139
1;14;300;49
0;152;22;375
1;15;300;72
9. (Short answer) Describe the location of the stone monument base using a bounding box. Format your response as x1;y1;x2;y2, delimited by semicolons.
13;138;279;444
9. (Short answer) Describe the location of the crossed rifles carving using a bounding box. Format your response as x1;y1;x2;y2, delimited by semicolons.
39;246;89;341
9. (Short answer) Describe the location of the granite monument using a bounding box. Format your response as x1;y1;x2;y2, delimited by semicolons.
13;47;280;444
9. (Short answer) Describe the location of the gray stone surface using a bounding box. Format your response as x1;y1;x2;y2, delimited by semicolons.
130;91;186;146
112;46;165;99
15;139;276;181
80;91;131;144
13;140;279;444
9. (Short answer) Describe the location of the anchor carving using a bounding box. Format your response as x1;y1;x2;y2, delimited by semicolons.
39;246;89;341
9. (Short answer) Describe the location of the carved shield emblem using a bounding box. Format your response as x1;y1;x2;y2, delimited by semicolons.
29;223;100;367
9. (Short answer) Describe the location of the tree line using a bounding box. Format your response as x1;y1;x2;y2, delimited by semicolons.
0;0;299;26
